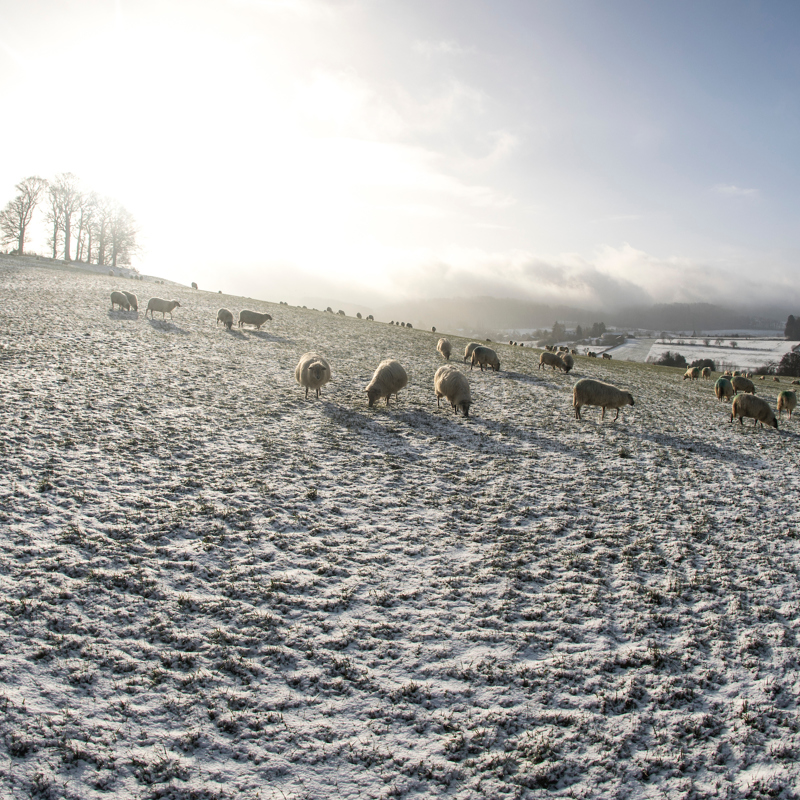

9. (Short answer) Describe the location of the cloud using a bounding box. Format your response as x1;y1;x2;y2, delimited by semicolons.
413;39;475;57
712;184;759;198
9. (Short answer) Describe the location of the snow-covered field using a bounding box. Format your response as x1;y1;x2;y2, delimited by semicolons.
643;339;795;373
2;259;800;799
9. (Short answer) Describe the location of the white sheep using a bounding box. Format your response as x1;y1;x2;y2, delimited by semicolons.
110;291;130;311
145;298;181;319
238;309;273;329
463;342;481;363
573;378;634;421
731;375;756;395
216;308;234;330
731;394;778;429
295;353;332;399
777;390;797;419
683;367;700;380
122;291;138;311
702;367;711;379
434;365;471;417
602;352;612;360
366;359;408;407
561;353;574;373
470;346;500;372
437;338;452;361
714;377;734;401
539;351;566;372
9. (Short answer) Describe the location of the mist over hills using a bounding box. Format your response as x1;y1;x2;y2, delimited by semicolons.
359;297;789;337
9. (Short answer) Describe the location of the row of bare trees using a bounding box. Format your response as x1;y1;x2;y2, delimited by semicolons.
0;174;138;268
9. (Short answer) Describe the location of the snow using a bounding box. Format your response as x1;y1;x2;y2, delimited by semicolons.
642;338;796;372
2;257;800;799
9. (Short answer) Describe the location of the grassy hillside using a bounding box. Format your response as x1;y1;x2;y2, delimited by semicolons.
1;259;799;799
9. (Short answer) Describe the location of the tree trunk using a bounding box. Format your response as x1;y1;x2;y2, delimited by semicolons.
64;215;71;261
18;225;25;256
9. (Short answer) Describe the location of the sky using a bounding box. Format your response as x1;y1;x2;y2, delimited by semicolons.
2;0;800;312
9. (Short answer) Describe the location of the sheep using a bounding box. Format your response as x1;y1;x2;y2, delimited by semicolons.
238;309;273;329
216;308;234;330
437;338;452;361
561;353;574;373
463;342;481;363
792;379;800;386
573;378;634;420
571;349;578;355
295;352;332;399
539;351;566;372
683;367;700;380
122;291;138;311
759;375;766;380
431;326;436;333
470;346;500;372
191;282;198;290
731;394;778;429
777;390;797;419
587;351;597;358
714;377;735;401
773;376;780;382
731;375;756;395
702;367;711;379
145;297;181;319
366;359;408;407
110;291;131;311
559;346;569;352
434;365;471;417
602;352;612;360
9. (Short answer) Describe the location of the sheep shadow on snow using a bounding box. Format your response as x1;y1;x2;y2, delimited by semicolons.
107;310;138;321
145;318;189;335
242;329;294;344
631;429;770;468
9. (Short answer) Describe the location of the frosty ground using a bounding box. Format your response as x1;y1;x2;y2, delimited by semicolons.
1;258;800;800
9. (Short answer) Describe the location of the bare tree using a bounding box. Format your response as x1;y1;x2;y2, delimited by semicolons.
108;203;139;267
50;173;82;261
0;176;48;255
45;183;64;259
92;196;114;266
73;192;96;262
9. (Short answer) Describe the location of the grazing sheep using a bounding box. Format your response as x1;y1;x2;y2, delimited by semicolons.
122;291;138;311
559;346;569;352
792;379;800;385
463;342;481;363
773;376;781;382
702;367;711;379
733;370;741;377
759;375;766;380
731;394;778;429
714;377;735;401
295;353;332;399
731;375;756;395
587;351;597;358
366;359;408;407
145;298;181;319
602;352;612;360
470;346;500;372
437;338;452;361
539;351;566;372
238;310;273;329
431;326;436;333
110;291;130;311
573;379;634;421
724;370;732;377
191;282;198;290
434;365;471;417
683;367;700;380
571;349;578;355
216;308;234;330
561;353;574;373
777;390;797;419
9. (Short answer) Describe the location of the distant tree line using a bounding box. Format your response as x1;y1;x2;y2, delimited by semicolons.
0;173;138;268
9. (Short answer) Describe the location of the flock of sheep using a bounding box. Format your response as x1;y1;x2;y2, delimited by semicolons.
110;289;795;430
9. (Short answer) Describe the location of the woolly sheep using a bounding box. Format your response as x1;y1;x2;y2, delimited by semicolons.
731;375;756;395
437;338;452;361
683;367;700;380
238;309;273;329
366;359;408;406
539;351;566;372
470;346;500;372
602;352;612;360
731;394;778;429
792;379;800;385
561;353;574;373
777;390;797;419
191;282;198;290
587;351;597;358
110;291;130;311
573;378;634;421
702;367;711;379
145;298;181;319
773;376;780;382
216;308;234;330
759;375;766;380
434;365;471;417
714;377;734;401
122;291;138;311
295;353;332;399
559;346;569;352
463;342;481;363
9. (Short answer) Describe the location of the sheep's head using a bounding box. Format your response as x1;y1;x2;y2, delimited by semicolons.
311;365;325;383
459;400;471;417
770;416;779;429
626;393;635;407
366;387;380;407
